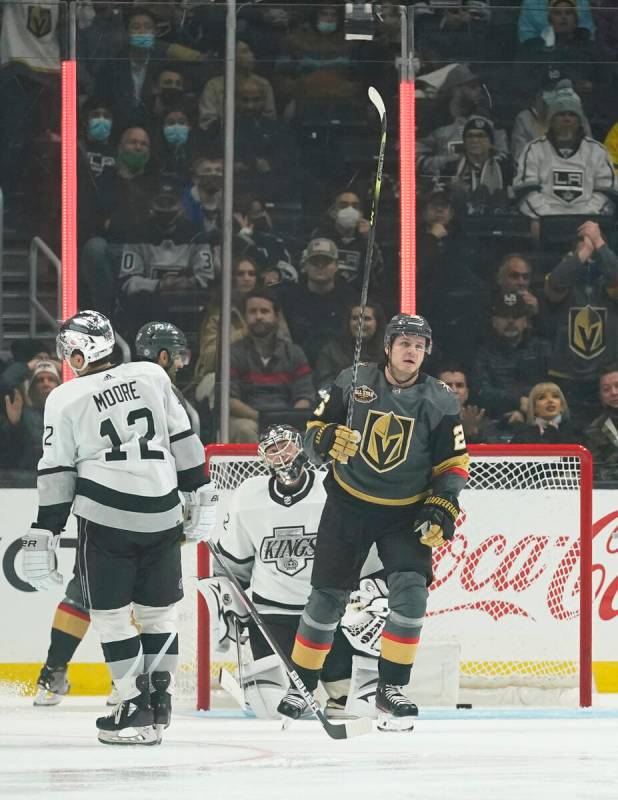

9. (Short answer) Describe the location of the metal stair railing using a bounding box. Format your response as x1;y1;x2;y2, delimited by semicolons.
29;236;61;337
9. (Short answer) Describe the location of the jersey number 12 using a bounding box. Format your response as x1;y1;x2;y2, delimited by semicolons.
100;408;164;462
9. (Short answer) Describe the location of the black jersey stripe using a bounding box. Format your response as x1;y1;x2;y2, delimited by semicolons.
38;465;78;476
170;428;193;443
76;478;180;513
177;464;207;492
218;543;255;565
252;592;305;612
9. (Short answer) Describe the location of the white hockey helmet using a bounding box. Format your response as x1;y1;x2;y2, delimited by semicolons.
258;424;308;486
56;310;115;373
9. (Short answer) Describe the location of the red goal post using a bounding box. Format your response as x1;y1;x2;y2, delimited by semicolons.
182;444;592;709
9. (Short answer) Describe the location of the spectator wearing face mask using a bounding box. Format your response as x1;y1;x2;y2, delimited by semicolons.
310;190;384;292
80;97;116;184
95;6;207;131
154;104;209;184
150;66;191;122
198;38;277;132
116;181;218;341
80;126;157;315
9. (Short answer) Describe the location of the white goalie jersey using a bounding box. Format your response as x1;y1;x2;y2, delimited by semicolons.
215;469;382;615
37;362;205;534
215;469;325;615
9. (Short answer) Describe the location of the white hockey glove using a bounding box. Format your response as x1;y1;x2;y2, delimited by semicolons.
348;577;388;612
183;484;218;542
197;576;250;651
21;528;63;591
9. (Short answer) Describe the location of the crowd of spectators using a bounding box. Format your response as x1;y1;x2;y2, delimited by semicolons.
2;1;618;480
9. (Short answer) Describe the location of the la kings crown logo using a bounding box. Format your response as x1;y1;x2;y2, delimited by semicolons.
260;526;316;576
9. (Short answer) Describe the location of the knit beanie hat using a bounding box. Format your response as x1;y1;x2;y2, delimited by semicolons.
543;79;584;123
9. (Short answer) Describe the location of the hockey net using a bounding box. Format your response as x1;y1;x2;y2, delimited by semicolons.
176;444;592;708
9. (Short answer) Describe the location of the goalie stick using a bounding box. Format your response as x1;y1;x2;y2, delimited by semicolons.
206;539;373;740
346;86;387;429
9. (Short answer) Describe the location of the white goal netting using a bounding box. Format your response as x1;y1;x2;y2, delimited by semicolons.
176;445;592;708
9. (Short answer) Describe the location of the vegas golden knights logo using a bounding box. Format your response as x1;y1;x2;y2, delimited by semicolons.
27;5;53;38
360;411;414;473
568;305;606;360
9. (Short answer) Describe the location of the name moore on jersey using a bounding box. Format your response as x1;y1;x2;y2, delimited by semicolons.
36;361;206;534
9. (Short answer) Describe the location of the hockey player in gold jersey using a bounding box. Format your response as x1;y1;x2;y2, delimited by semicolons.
278;314;469;730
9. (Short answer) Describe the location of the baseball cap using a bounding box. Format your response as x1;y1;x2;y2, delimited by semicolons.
491;292;528;318
302;238;338;263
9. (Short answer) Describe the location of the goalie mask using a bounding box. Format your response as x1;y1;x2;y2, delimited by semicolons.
56;310;115;374
258;424;308;486
384;313;432;355
135;321;190;367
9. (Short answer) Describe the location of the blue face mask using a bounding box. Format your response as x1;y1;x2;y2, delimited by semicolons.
88;116;112;142
163;124;189;146
130;33;155;49
317;20;337;33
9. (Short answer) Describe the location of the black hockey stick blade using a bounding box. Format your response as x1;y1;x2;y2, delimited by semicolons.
206;539;372;740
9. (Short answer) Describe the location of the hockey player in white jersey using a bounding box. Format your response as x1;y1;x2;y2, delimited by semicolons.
20;311;217;745
200;424;383;719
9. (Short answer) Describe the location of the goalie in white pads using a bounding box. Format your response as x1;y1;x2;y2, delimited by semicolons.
199;423;384;719
21;311;217;745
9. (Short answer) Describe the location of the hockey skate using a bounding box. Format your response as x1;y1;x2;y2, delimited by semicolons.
96;674;158;745
33;664;70;706
324;697;349;720
277;686;311;722
375;683;418;732
151;671;172;739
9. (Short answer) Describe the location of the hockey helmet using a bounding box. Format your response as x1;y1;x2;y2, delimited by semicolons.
135;321;190;366
258;424;309;486
56;310;115;373
384;313;432;354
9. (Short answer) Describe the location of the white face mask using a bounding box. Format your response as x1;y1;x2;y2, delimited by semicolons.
336;206;361;230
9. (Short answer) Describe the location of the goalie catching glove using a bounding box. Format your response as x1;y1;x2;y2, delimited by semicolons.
21;528;64;591
413;495;459;548
183;484;218;542
314;424;360;463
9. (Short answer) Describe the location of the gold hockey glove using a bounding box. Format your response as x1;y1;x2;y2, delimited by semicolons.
413;495;459;548
314;423;360;463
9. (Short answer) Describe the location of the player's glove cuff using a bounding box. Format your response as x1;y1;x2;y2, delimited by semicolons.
413;495;459;548
314;423;360;463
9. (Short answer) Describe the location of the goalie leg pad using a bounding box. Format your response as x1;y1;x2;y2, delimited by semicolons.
197;576;249;652
90;605;144;701
242;655;288;720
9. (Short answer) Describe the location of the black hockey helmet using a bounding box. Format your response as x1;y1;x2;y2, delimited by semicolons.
135;321;190;366
56;310;115;373
384;313;432;354
258;424;309;486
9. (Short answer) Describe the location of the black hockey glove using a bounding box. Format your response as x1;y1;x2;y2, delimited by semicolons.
413;495;459;548
314;423;360;463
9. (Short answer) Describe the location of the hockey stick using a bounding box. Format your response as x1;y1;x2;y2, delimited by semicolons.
206;539;372;740
346;86;387;429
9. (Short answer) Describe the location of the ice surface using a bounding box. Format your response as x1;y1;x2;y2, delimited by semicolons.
1;695;618;800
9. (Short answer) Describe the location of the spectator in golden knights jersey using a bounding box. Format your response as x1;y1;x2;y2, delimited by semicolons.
278;314;469;731
545;219;618;428
20;311;218;746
